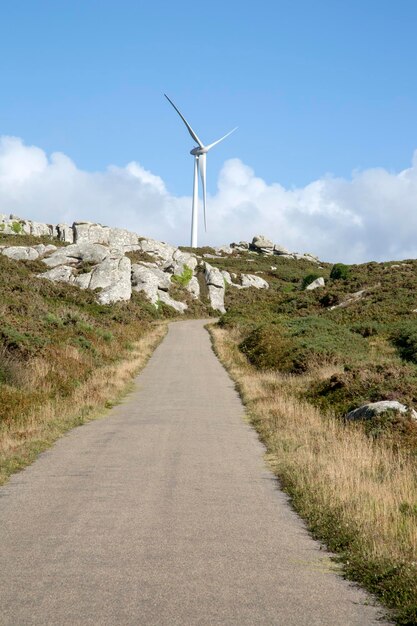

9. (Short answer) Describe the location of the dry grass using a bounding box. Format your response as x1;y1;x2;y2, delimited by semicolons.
209;325;417;624
0;323;167;485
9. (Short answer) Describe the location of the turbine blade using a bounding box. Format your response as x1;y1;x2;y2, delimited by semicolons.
199;153;207;232
164;94;204;148
205;127;238;151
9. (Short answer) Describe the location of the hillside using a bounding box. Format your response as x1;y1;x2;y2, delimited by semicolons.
1;215;417;622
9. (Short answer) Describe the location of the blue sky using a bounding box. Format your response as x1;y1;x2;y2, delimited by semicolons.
2;0;417;193
1;1;417;260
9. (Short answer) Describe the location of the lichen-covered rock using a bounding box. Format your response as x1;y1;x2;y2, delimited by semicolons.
42;243;110;268
346;401;417;421
1;246;39;261
97;257;132;304
131;264;171;304
72;222;138;250
241;274;269;289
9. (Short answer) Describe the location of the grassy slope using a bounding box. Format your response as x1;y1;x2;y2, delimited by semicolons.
204;250;417;624
2;235;417;621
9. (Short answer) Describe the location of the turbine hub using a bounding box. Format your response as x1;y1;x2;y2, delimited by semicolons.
190;146;206;156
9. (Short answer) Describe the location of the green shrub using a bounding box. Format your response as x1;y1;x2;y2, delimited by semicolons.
330;263;350;280
172;265;193;287
391;322;417;363
239;325;306;373
11;221;22;234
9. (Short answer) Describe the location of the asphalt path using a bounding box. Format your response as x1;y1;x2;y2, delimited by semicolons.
0;319;389;625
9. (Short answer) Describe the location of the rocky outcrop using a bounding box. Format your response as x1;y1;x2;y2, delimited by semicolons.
346;401;417;421
43;243;110;268
250;235;275;255
1;214;281;312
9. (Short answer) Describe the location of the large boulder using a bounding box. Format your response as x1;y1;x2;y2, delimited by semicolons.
72;222;138;250
42;243;110;268
251;235;274;254
208;285;226;314
305;277;325;291
241;274;269;289
1;246;39;261
346;401;417;421
205;263;225;288
38;265;75;283
204;262;226;313
96;257;132;304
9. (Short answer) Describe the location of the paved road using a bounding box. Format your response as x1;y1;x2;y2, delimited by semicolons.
0;320;388;625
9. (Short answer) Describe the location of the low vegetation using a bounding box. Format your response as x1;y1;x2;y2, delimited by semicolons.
205;250;417;624
3;231;417;620
210;325;417;624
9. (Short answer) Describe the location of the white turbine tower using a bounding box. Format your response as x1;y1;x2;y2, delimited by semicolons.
165;94;237;248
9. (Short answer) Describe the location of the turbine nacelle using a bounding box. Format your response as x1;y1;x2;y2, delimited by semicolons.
190;146;207;156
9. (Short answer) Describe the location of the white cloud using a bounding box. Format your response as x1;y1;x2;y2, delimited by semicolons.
1;135;417;263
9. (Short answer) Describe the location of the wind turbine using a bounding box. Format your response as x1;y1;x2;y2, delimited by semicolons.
165;94;237;248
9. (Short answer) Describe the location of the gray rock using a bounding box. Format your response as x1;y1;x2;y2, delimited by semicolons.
329;289;366;310
241;274;269;289
1;246;39;261
208;285;226;314
221;270;242;289
214;245;233;255
43;243;110;268
273;244;290;255
251;235;274;250
37;265;75;283
205;262;225;288
305;277;325;290
72;222;138;250
131;264;171;304
97;257;132;304
33;244;57;256
221;270;233;285
346;401;417;421
29;221;54;238
56;223;74;243
139;238;176;262
186;276;200;299
157;290;187;313
303;253;320;263
73;272;93;289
